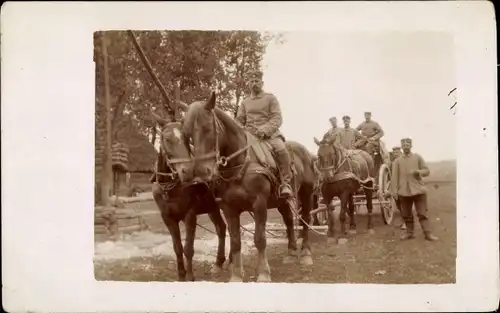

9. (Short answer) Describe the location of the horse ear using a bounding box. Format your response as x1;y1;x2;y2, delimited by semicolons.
205;91;216;111
151;111;169;127
177;100;189;112
313;137;321;146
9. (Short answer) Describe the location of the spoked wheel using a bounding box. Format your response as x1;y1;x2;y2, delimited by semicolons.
378;163;394;225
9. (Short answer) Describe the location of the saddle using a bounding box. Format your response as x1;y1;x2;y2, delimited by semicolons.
245;132;277;170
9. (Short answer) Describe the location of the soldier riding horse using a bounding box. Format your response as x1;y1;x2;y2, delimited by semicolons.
181;90;317;283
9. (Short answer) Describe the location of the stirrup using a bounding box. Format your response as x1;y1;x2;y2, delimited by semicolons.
279;183;292;197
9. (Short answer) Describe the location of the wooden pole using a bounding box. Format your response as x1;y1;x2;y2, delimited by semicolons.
101;32;113;205
126;30;175;114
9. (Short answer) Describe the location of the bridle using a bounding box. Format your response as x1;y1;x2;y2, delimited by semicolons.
187;110;254;178
316;144;350;177
154;121;195;183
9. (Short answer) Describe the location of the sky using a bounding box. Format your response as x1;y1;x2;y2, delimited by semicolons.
261;31;456;162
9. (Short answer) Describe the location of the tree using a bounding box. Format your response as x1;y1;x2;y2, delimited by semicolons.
94;30;285;151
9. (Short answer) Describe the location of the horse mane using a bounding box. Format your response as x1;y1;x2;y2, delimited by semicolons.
285;141;314;167
213;107;246;139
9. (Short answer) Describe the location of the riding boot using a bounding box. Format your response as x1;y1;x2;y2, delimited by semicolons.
400;221;415;240
420;219;439;241
275;149;293;198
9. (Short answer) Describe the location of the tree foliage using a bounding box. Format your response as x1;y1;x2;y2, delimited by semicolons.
94;30;284;144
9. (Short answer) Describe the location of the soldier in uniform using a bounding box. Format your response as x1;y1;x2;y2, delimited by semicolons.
236;69;293;199
337;115;362;150
391;138;438;241
322;116;340;143
355;111;385;156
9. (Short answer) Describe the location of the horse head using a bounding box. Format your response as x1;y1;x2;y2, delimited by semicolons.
151;103;193;183
313;136;338;180
180;91;221;183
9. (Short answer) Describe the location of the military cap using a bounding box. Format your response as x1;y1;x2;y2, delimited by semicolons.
364;111;372;115
329;116;337;121
247;69;263;79
342;115;351;121
401;138;412;144
392;146;401;151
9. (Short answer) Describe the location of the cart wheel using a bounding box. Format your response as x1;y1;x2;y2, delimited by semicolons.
378;163;394;225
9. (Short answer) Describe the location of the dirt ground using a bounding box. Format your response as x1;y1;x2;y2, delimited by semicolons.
94;182;456;284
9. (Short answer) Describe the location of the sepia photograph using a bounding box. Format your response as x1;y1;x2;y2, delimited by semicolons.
93;30;457;284
2;2;498;312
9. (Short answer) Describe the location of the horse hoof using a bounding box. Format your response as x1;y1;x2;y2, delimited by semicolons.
368;229;375;235
186;274;195;282
257;273;272;283
400;224;407;230
282;255;297;264
299;255;314;266
229;275;243;283
210;264;223;275
338;238;348;245
348;229;357;235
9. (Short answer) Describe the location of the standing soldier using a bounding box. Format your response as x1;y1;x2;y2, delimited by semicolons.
322;116;341;143
390;145;405;229
391;138;438;241
236;69;293;199
355;111;385;156
337;115;362;150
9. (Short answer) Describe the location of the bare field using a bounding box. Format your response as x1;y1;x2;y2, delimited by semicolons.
94;181;456;284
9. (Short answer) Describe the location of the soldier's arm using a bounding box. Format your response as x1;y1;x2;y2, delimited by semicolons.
235;100;247;126
416;154;430;177
371;122;385;140
391;158;399;194
261;94;283;137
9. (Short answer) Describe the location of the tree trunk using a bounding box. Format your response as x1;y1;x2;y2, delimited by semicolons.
101;32;114;205
151;126;157;145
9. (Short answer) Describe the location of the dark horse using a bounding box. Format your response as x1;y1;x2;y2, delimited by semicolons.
313;137;376;240
180;92;317;282
150;110;228;281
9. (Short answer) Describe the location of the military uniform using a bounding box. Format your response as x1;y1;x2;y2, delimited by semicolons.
321;117;340;143
337;115;362;150
391;138;438;241
322;125;340;143
236;70;293;198
355;112;385;156
390;146;404;229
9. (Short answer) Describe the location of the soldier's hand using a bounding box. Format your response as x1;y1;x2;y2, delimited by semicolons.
391;193;398;201
255;129;266;139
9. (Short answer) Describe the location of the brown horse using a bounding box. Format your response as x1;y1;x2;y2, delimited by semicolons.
313;137;376;239
150;111;228;281
180;92;317;283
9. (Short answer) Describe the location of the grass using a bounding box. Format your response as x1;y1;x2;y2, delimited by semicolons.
94;181;456;284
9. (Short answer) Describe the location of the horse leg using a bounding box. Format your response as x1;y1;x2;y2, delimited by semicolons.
365;185;375;234
312;195;321;226
223;206;244;282
253;194;271;282
161;213;186;281
298;186;314;266
348;192;357;235
182;211;197;281
277;202;298;264
208;210;227;274
339;192;349;237
325;195;335;238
